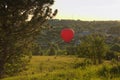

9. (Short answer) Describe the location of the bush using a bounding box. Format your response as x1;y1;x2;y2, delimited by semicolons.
73;59;92;69
66;46;77;55
105;51;118;60
47;47;56;56
97;65;110;77
110;65;120;75
98;63;120;78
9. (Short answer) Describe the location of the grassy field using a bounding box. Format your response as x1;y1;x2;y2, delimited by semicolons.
2;56;120;80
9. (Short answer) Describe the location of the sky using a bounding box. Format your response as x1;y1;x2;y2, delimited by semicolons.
52;0;120;21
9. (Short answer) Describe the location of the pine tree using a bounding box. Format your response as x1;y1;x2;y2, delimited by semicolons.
0;0;57;78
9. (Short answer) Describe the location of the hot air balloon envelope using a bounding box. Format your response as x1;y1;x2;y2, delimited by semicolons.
60;28;75;43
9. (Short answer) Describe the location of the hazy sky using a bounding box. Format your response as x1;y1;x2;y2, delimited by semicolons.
52;0;120;21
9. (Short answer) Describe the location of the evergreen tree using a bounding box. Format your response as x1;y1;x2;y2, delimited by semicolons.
0;0;57;78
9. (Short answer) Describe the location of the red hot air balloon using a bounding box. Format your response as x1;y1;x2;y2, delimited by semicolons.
60;28;75;43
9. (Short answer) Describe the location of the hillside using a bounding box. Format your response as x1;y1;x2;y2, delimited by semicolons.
36;20;120;50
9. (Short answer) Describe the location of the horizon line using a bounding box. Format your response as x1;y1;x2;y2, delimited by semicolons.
52;18;120;21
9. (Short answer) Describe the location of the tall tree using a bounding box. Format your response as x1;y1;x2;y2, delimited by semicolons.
0;0;57;78
78;34;108;64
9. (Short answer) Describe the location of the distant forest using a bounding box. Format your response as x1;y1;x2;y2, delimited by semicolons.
34;19;120;55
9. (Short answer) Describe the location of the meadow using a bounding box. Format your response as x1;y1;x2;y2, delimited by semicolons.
2;56;120;80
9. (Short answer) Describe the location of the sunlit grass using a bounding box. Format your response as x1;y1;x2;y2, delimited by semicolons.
2;56;120;80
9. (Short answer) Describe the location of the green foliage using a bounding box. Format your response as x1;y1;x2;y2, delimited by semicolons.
77;34;109;64
104;44;120;60
35;20;120;55
98;63;120;79
48;46;56;56
32;43;43;55
73;59;92;69
2;56;120;80
105;50;118;60
0;0;57;78
66;46;77;55
111;44;120;52
108;26;120;35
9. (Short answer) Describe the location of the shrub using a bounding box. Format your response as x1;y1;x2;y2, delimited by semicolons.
105;51;118;60
98;63;120;78
73;59;92;69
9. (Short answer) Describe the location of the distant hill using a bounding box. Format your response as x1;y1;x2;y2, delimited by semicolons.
36;19;120;50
